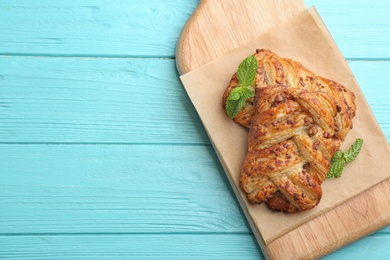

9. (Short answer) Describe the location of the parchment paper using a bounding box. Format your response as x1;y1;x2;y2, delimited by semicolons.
180;7;390;244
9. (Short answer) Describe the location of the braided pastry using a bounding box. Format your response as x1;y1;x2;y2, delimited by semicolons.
223;49;356;212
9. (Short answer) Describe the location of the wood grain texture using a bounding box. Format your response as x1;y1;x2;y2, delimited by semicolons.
0;56;208;143
0;144;389;259
1;232;389;259
176;1;390;259
0;144;248;234
0;0;389;59
0;57;388;144
267;180;390;259
176;0;305;73
0;234;263;259
0;0;389;259
0;0;198;58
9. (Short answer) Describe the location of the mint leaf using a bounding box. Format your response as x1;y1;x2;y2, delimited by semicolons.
331;150;343;162
226;86;255;118
326;138;363;179
327;156;346;178
225;55;257;118
237;55;258;87
242;88;255;99
227;87;243;101
344;138;363;163
226;96;247;119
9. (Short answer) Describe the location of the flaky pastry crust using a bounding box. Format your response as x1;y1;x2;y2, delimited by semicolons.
223;49;356;212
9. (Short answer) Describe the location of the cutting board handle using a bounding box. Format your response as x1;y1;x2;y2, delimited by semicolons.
176;0;305;74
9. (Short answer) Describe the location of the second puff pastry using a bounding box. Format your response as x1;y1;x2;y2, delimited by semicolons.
223;49;356;213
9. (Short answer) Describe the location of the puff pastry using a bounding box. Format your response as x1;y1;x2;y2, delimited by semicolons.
223;49;356;212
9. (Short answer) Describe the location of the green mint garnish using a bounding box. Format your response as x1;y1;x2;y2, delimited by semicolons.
226;55;257;118
236;55;258;87
327;152;346;178
326;138;363;179
226;86;255;118
344;138;364;163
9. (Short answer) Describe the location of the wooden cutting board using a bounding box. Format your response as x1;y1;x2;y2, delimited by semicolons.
176;1;390;259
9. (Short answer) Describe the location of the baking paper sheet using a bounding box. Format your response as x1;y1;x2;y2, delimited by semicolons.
179;7;390;244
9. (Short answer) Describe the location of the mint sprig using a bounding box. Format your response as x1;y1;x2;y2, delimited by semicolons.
226;86;255;118
326;138;363;179
226;55;257;118
344;138;364;163
237;55;258;87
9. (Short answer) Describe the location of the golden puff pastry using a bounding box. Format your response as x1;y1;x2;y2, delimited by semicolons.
223;49;356;212
223;49;356;140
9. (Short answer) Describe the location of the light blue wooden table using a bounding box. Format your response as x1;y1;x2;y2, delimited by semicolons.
0;1;389;259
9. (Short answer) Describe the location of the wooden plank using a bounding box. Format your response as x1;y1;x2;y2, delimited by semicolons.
176;0;306;73
0;0;389;59
0;144;389;259
0;1;389;259
0;234;263;259
323;230;390;259
266;179;390;259
0;56;208;143
0;57;388;144
176;2;390;259
0;231;390;259
0;0;198;58
0;144;248;234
